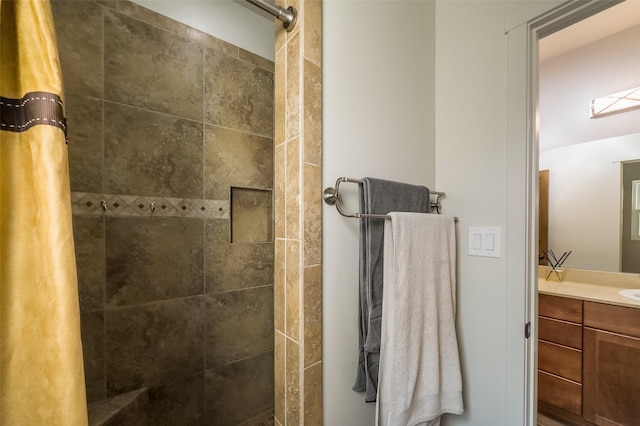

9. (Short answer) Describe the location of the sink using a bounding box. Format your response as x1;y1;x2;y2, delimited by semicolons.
618;289;640;302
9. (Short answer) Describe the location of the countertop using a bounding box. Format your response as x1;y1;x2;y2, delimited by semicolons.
538;266;640;309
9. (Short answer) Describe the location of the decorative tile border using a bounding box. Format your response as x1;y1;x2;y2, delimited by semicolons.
71;192;230;219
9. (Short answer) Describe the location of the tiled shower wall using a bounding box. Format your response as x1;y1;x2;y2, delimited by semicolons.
52;1;275;424
273;0;323;424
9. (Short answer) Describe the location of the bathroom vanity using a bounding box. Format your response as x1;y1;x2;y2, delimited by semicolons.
538;269;640;426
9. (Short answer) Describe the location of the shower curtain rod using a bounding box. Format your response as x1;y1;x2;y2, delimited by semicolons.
245;0;297;32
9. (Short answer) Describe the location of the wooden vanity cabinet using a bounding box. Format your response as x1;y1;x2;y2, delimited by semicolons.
583;302;640;426
538;295;640;426
538;294;583;417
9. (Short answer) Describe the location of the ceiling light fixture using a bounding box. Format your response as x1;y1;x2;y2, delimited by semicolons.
590;86;640;118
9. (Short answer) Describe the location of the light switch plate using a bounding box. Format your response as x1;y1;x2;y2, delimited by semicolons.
468;226;501;258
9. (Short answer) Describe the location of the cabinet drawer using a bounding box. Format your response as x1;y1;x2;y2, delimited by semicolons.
539;317;582;349
584;301;640;339
538;340;582;382
539;294;583;323
538;370;582;416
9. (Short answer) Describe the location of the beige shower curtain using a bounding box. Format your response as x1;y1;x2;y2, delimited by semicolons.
0;0;88;424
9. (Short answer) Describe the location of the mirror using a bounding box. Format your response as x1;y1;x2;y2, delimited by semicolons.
539;133;640;272
538;5;640;274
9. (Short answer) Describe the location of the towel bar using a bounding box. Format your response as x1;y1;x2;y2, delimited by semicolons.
322;177;450;219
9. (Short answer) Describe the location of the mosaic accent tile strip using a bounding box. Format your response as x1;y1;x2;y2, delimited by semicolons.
71;192;230;219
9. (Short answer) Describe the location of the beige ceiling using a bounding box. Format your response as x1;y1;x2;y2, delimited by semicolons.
539;0;640;62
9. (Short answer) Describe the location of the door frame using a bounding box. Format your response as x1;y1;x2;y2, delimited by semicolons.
506;1;625;424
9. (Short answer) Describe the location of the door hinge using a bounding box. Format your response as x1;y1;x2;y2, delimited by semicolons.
525;321;531;339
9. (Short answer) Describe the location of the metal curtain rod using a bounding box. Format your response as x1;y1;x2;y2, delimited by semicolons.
322;177;449;219
245;0;297;32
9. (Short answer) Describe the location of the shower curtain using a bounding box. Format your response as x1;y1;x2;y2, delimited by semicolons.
0;0;88;424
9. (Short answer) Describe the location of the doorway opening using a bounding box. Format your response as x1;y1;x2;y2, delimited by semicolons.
533;1;640;425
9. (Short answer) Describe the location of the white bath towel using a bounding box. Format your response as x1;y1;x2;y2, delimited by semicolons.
376;213;463;426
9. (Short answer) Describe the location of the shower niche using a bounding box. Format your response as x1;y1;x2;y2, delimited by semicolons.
231;187;273;244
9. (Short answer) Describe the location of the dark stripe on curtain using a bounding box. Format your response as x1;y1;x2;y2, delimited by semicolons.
0;91;67;137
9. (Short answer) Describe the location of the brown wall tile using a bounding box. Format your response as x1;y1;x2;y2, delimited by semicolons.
104;11;204;120
105;297;205;394
274;144;286;239
204;125;273;200
205;220;274;293
81;310;106;402
303;266;322;367
285;138;301;239
205;287;274;367
274;47;286;145
285;338;300;425
205;352;274;424
66;95;103;193
303;0;322;66
285;33;301;141
73;215;105;312
204;49;274;137
274;240;285;333
147;373;205;425
105;217;204;306
274;331;286;424
285;240;301;341
303;61;322;166
104;103;203;198
51;0;104;98
303;362;322;426
303;164;322;267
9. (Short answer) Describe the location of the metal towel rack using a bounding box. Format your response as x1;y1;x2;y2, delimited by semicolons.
322;177;447;219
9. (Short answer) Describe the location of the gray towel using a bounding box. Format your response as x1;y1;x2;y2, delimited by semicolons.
353;177;431;402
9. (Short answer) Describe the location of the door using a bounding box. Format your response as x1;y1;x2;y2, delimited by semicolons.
506;1;627;424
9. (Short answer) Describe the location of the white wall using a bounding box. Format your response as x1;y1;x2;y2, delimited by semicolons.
434;1;560;425
323;0;571;424
540;134;640;272
539;24;640;150
322;1;435;424
435;3;509;424
132;0;275;60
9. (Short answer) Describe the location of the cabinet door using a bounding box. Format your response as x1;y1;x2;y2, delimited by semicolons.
583;327;640;425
